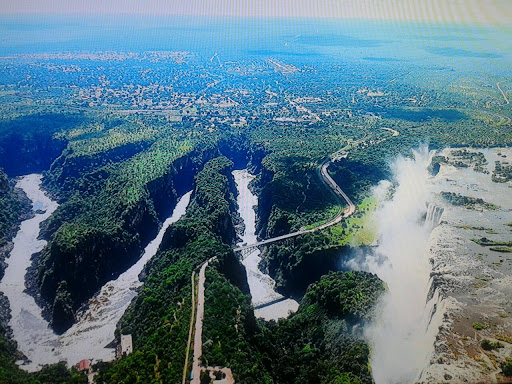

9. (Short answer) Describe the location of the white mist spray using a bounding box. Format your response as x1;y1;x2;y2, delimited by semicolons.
355;146;444;384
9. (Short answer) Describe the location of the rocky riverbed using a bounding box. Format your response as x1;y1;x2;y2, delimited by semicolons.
420;148;512;383
0;174;192;370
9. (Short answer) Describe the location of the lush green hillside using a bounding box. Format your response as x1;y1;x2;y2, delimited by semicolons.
0;337;86;384
95;155;386;384
35;119;222;332
96;156;240;383
0;35;510;383
200;270;385;384
0;113;82;176
0;169;85;384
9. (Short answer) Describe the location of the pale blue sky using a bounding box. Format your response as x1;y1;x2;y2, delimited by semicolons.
0;0;511;24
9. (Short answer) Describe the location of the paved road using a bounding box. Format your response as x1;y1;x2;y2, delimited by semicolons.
380;127;400;137
233;159;354;253
182;271;196;384
190;257;235;384
497;82;510;105
191;261;209;384
233;126;397;254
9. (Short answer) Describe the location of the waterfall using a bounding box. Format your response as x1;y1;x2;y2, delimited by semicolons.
425;203;444;229
349;146;446;384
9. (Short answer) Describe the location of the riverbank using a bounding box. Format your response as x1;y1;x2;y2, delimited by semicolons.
0;173;192;371
0;174;60;371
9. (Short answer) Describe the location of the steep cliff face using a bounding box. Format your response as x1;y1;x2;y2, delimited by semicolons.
218;137;250;170
0;169;32;280
96;155;249;384
264;238;346;298
46;141;152;198
38;194;158;332
0;113;80;176
37;149;218;333
256;271;384;384
0;169;32;347
185;155;238;245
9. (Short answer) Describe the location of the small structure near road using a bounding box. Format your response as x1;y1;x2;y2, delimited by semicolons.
201;367;235;384
116;334;133;359
76;359;98;384
77;359;91;373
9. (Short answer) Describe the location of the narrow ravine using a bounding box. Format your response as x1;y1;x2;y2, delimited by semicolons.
0;174;60;371
59;190;192;366
0;174;191;371
232;169;298;320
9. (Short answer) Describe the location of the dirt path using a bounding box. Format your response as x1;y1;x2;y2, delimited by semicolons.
497;82;510;105
191;261;208;384
182;271;196;384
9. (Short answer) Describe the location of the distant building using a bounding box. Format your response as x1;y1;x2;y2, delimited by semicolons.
116;334;133;359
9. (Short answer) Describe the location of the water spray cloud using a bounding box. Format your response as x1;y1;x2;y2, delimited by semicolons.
349;146;445;383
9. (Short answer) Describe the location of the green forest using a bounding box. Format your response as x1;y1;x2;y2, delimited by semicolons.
0;24;510;382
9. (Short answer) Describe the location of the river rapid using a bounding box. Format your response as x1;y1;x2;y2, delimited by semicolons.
232;170;299;320
0;174;191;371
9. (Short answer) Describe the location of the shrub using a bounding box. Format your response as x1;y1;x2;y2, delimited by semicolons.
501;358;512;377
472;322;487;330
480;339;504;351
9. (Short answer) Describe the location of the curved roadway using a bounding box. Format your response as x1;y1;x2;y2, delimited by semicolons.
232;158;354;253
187;127;399;382
233;127;398;254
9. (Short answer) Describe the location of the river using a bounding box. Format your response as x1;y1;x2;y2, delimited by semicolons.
232;169;298;321
0;174;191;371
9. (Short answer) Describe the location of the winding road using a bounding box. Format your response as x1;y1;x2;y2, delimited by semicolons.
232;157;354;254
187;127;399;382
234;126;398;254
186;160;352;383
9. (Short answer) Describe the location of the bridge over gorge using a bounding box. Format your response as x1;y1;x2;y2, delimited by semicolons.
185;128;399;383
232;127;399;260
233;157;356;259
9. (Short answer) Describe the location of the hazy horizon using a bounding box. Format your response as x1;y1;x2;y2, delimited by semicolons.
1;0;511;25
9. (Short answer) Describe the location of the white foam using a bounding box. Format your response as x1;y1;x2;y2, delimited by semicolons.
353;147;445;383
0;173;191;370
232;169;299;320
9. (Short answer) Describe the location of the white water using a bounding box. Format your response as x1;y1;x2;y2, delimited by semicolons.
0;175;60;370
59;190;192;365
232;170;298;320
0;174;191;370
351;147;445;384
